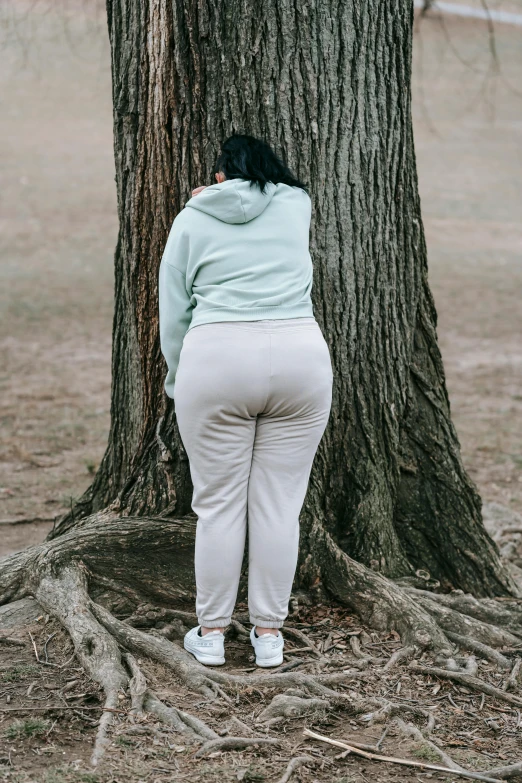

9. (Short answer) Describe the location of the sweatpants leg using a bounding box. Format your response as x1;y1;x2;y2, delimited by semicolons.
173;319;333;629
173;325;268;628
247;325;333;628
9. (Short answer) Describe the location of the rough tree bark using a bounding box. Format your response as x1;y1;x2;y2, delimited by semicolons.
1;0;521;765
49;0;512;596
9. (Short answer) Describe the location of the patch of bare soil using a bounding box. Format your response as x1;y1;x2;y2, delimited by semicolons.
413;12;522;518
0;0;115;554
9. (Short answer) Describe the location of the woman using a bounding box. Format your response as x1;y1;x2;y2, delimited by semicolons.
158;134;333;668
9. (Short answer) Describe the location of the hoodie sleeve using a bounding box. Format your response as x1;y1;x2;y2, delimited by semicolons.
158;222;193;399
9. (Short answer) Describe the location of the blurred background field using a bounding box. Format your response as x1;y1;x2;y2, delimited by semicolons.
1;0;521;554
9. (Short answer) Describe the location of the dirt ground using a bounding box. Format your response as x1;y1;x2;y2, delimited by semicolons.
1;2;521;782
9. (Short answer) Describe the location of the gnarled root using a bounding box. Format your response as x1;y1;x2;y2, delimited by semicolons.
32;564;128;767
195;736;280;757
1;512;518;661
409;662;522;707
409;594;521;647
1;511;521;770
404;588;522;636
90;600;371;699
142;691;218;740
308;523;452;651
17;561;224;764
256;692;330;726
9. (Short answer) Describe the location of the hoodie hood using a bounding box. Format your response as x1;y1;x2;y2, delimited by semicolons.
185;178;277;224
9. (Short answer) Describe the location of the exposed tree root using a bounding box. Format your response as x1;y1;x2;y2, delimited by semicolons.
2;513;520;662
503;659;521;692
410;594;521;647
445;632;512;669
31;564;128;767
1;513;522;770
0;635;25;647
282;626;323;659
13;562;225;764
122;652;147;714
274;756;314;783
394;718;466;771
256;693;330;726
90;600;370;699
383;645;416;670
226;715;256;735
409;663;522;707
349;694;437;727
0;597;42;630
142;691;218;740
405;588;522;633
307;522;453;651
485;761;522;780
348;634;378;665
194;736;280;757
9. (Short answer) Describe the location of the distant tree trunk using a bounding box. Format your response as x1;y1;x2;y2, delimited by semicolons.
421;0;436;15
47;0;513;601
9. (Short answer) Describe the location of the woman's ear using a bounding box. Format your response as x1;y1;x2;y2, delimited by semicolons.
215;171;226;184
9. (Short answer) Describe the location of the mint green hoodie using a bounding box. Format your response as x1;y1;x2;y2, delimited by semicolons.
158;178;314;398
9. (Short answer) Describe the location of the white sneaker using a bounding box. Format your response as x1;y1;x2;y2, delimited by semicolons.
184;626;225;666
250;627;284;668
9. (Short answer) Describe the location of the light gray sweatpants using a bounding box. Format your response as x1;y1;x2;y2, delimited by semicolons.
173;317;333;629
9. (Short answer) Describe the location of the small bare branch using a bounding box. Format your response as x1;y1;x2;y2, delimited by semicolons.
304;728;503;783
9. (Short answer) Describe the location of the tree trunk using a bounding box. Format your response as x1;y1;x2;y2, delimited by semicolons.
48;0;512;598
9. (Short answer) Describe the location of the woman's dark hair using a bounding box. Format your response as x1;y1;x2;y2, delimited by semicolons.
212;134;309;195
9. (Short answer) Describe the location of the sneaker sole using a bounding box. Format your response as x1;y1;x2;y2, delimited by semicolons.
255;652;284;668
184;640;225;666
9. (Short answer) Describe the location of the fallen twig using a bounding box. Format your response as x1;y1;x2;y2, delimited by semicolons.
303;728;503;783
376;725;389;749
283;627;323;658
334;739;382;754
43;631;58;664
28;630;40;663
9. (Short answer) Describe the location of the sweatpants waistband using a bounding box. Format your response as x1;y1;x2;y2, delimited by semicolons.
189;317;318;333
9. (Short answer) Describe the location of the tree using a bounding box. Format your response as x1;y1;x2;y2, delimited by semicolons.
1;0;520;766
